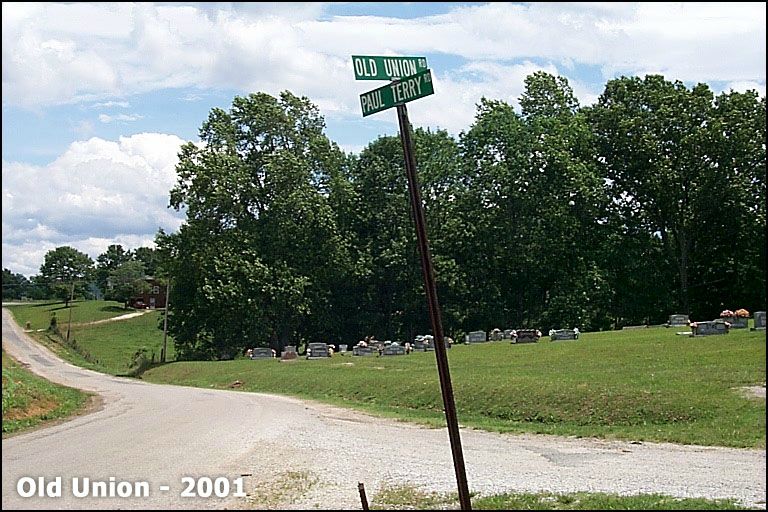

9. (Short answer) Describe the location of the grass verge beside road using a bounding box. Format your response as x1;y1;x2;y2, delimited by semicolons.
4;300;135;331
2;349;91;435
143;328;765;448
7;303;173;376
371;484;751;510
6;301;765;448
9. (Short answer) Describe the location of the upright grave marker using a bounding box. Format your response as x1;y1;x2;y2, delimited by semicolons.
354;56;470;511
754;311;766;330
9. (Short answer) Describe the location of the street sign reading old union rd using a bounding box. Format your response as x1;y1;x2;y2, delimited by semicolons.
360;69;434;117
352;55;428;80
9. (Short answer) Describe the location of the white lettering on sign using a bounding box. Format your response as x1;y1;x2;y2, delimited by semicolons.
353;57;378;77
367;58;378;77
361;89;383;114
389;75;423;103
383;58;417;78
353;58;364;77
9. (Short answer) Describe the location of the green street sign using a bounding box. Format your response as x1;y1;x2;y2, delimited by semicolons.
352;55;428;80
360;68;434;117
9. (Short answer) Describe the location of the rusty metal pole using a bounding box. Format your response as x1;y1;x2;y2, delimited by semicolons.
66;280;75;343
161;281;171;363
357;482;369;510
396;103;472;510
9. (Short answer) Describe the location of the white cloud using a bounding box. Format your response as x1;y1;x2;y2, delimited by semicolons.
2;2;763;111
2;133;187;276
92;100;130;108
722;81;766;98
98;113;144;123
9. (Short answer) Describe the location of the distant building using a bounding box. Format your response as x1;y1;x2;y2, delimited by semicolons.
129;277;167;309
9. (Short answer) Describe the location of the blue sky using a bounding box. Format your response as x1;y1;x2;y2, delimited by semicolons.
2;2;766;276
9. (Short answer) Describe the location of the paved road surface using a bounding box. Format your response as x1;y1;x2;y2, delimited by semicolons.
2;308;765;509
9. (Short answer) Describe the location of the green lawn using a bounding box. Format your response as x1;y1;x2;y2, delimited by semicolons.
7;303;174;376
2;349;90;435
6;301;765;448
4;299;136;331
143;327;765;448
371;484;751;510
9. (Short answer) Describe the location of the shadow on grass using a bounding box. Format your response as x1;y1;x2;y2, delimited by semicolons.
100;306;128;313
48;305;75;312
31;301;65;308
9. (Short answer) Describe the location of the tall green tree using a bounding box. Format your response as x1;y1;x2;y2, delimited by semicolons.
38;246;94;306
457;98;536;330
588;75;765;318
165;91;351;359
105;260;149;308
518;72;610;330
2;269;30;300
132;246;161;277
95;244;131;294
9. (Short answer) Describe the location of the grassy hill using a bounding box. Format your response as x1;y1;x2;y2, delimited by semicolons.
2;349;90;435
6;301;173;376
144;327;765;448
6;301;765;447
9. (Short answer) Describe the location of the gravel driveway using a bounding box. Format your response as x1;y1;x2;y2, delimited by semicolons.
2;308;765;509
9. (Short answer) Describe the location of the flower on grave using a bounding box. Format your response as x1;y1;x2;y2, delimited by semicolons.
735;308;749;318
690;322;698;328
720;309;734;317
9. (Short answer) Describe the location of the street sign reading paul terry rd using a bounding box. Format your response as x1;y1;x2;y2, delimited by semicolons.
360;68;434;117
352;55;428;80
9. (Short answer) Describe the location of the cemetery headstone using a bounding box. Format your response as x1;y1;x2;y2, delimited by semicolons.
691;321;729;336
754;311;766;330
726;316;748;329
307;342;330;359
550;329;579;341
503;329;514;340
353;345;376;356
382;344;405;356
280;345;298;361
467;331;487;343
668;314;689;327
250;347;273;359
514;329;540;343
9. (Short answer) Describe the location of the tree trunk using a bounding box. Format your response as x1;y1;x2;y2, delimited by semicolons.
679;232;690;316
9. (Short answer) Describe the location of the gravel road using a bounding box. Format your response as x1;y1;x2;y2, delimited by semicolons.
2;307;765;509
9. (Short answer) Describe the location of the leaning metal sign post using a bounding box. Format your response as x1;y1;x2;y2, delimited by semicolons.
354;56;472;511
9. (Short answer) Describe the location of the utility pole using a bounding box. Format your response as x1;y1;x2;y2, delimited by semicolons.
66;280;75;343
161;280;170;363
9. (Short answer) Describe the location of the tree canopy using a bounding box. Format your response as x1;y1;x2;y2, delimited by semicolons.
9;73;759;360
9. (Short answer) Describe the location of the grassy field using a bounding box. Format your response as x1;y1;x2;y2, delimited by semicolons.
2;349;91;435
143;327;765;448
371;485;749;510
371;484;751;510
6;302;765;447
4;299;136;331
6;302;173;376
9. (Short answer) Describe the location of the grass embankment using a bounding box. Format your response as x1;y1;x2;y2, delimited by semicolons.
6;301;174;376
143;327;765;448
371;484;751;510
2;349;90;435
6;301;765;447
7;299;134;330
